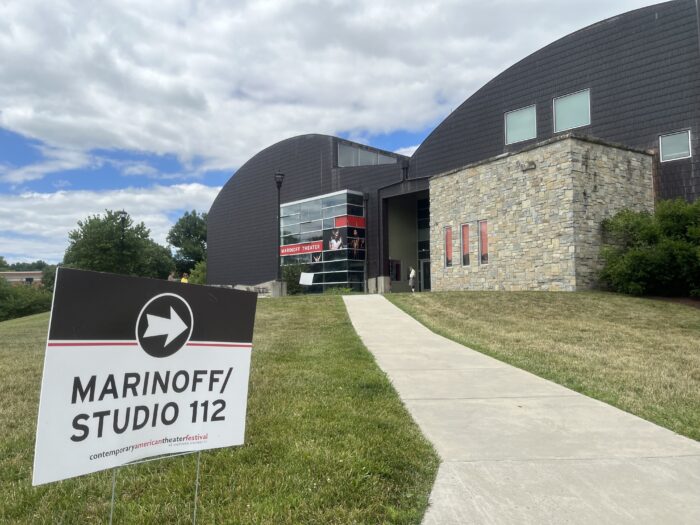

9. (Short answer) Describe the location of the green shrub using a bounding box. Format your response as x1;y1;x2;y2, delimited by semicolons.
323;286;355;295
189;259;207;285
601;199;700;296
282;264;307;295
0;277;53;322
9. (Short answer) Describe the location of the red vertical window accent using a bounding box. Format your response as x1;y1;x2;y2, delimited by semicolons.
479;220;489;264
445;226;453;267
461;224;470;266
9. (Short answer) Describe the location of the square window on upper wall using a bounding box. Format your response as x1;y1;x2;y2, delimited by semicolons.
660;130;692;162
505;105;536;145
554;89;590;133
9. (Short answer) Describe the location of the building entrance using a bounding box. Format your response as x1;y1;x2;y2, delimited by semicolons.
384;190;430;293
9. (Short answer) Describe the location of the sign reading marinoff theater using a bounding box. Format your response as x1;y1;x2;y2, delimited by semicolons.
32;268;257;486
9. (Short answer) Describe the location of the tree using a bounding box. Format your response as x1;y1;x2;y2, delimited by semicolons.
0;256;8;270
41;264;58;292
189;259;207;285
9;260;49;271
63;210;174;279
167;210;207;274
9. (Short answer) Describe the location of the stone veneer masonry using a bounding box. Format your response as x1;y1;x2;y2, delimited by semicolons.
429;135;654;291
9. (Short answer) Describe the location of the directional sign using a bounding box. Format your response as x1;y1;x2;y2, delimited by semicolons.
137;294;193;357
32;268;257;486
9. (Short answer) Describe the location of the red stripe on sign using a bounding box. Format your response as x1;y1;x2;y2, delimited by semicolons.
47;342;138;347
186;343;252;348
280;240;323;256
334;215;366;228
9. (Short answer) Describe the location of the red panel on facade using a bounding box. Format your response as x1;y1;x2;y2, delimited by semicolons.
280;240;323;256
445;226;453;266
334;215;366;228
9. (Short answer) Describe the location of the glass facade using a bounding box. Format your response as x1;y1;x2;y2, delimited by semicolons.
280;190;365;293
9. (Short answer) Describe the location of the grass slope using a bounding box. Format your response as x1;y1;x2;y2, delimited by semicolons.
0;297;438;524
387;291;700;441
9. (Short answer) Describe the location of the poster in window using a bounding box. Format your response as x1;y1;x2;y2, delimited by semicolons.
324;229;344;251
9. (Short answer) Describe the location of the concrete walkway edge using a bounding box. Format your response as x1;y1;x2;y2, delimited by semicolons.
343;294;700;525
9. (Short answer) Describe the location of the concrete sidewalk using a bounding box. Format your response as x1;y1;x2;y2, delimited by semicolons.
343;294;700;524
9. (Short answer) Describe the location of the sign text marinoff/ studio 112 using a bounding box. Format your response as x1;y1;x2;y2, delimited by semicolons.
33;268;257;486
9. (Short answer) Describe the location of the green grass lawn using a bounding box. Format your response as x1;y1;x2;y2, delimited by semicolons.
0;297;438;524
387;291;700;442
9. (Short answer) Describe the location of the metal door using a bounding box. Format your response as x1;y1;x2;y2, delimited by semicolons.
419;259;431;291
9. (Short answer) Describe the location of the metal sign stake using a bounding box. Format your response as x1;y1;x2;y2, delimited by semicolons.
109;467;118;525
192;451;202;524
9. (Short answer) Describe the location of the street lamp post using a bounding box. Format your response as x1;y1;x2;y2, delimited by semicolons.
117;210;128;273
274;171;285;281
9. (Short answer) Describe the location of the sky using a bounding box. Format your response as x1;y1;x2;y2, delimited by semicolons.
0;0;665;263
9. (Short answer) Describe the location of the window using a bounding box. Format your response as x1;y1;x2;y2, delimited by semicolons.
461;224;470;266
478;221;488;264
660;130;691;162
338;143;359;167
337;143;398;167
505;105;536;145
444;226;453;267
554;89;590;132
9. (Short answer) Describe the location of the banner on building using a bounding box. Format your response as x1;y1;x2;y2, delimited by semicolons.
280;240;323;256
32;268;257;486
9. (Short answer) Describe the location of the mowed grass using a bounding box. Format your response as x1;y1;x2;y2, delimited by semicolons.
0;296;438;524
387;291;700;441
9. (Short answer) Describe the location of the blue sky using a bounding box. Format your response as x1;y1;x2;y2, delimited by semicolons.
0;0;661;263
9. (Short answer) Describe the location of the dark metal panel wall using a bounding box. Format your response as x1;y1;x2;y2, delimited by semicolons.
208;135;334;286
208;135;406;285
409;0;700;201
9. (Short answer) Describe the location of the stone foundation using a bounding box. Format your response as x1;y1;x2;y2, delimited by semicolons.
429;135;654;291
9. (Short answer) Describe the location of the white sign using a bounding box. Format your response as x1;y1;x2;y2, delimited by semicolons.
299;272;314;285
32;269;257;486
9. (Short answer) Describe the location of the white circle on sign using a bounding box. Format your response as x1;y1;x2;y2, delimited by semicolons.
135;293;194;358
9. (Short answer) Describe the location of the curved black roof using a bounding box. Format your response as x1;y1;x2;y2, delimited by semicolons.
209;0;699;285
408;0;699;201
208;134;406;285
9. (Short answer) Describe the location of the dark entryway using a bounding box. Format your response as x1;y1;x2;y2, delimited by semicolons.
384;190;430;292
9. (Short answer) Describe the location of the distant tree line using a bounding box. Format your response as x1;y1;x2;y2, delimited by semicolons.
0;209;208;322
0;257;49;271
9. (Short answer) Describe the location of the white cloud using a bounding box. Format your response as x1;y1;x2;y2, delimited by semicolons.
394;145;419;157
0;145;93;184
0;184;220;263
0;0;662;175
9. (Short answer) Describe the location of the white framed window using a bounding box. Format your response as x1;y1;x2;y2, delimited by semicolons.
553;89;591;133
659;130;692;162
505;105;537;145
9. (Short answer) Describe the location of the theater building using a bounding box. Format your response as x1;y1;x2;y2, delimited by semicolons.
208;0;699;292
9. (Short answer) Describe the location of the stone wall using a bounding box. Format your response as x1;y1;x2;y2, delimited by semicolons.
429;135;653;292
